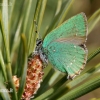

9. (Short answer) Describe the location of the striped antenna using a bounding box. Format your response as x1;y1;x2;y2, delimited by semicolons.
34;20;42;39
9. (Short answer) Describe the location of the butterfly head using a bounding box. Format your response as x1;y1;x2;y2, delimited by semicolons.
35;38;48;66
36;38;43;47
35;38;43;53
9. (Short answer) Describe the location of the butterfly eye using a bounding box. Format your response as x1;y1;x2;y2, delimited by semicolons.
36;39;42;46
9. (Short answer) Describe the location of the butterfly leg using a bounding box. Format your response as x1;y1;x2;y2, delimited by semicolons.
67;74;75;80
28;51;38;61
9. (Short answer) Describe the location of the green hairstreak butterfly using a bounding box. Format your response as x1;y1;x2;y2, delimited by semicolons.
30;12;88;79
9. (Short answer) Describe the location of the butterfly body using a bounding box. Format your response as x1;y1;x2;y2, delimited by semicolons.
33;12;88;79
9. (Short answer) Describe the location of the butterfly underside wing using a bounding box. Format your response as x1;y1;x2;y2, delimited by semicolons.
43;13;88;79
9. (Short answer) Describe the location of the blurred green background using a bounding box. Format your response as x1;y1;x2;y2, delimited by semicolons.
0;0;100;99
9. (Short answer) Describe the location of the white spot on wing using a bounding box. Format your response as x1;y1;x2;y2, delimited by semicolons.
70;63;72;65
53;50;55;52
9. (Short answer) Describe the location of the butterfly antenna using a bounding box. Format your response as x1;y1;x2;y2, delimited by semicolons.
34;20;41;39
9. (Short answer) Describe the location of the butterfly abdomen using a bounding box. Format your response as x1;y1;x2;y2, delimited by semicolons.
13;55;44;100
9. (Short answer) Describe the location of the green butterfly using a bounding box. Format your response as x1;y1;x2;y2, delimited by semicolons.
32;12;88;79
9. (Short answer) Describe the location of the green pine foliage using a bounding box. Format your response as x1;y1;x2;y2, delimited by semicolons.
0;0;100;100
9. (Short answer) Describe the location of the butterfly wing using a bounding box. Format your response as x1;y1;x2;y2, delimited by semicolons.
45;42;87;79
42;13;88;79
